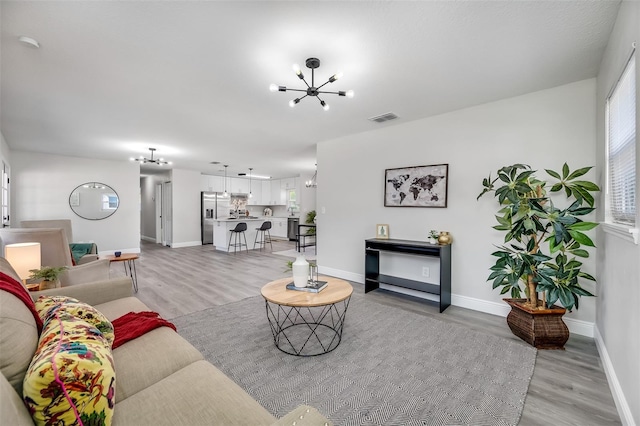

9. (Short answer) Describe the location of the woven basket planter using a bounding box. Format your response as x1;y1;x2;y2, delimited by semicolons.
504;298;569;350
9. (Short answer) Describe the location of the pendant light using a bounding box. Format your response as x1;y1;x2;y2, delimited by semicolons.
248;168;253;198
223;165;228;197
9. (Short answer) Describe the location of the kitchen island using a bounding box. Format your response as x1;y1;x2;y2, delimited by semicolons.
212;218;266;252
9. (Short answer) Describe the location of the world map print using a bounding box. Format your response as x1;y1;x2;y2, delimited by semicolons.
384;164;448;207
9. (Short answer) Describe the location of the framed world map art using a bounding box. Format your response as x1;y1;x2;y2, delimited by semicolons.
384;164;448;207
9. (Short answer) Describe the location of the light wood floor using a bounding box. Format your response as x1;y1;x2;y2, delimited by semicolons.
112;239;621;425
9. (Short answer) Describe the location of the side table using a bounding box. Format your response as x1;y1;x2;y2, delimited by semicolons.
103;253;139;292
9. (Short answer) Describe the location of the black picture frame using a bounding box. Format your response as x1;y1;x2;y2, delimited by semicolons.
384;164;448;207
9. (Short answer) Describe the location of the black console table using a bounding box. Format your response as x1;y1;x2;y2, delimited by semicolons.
365;238;451;312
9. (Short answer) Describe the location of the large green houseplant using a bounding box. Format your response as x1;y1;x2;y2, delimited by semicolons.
477;163;599;312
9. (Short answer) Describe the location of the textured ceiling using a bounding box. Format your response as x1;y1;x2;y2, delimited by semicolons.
0;1;620;178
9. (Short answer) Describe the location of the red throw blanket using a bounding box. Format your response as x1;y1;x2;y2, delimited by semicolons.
0;272;43;333
112;311;176;349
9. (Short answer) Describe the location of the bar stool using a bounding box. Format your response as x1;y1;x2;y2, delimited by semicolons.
253;221;273;251
227;222;248;254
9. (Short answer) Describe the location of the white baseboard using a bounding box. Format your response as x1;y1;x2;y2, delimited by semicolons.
171;241;202;248
320;267;594;337
451;294;511;317
141;235;156;242
317;267;363;284
595;327;636;426
97;247;141;256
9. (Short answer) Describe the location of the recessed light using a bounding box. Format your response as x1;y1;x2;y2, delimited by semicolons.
18;36;40;49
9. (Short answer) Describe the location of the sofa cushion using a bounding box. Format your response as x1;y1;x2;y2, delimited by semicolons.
0;259;39;395
23;297;116;426
94;296;150;321
112;360;276;426
112;326;203;401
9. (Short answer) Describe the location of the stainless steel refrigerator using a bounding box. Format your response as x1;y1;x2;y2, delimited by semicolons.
201;192;231;244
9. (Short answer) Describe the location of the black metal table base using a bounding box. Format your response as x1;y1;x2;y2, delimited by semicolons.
264;297;351;356
122;259;138;292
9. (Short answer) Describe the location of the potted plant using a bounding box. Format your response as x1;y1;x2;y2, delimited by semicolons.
29;266;68;290
305;210;316;235
428;230;439;244
477;163;599;349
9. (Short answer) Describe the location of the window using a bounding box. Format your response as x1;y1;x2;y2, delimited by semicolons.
606;52;636;226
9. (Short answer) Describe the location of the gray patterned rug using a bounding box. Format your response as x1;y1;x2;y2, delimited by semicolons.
173;290;536;425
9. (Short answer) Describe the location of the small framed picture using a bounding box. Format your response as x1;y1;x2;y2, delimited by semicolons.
376;224;389;239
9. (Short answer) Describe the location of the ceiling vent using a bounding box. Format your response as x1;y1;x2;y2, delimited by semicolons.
368;112;398;123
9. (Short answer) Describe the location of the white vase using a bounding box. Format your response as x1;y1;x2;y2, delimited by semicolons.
292;255;309;288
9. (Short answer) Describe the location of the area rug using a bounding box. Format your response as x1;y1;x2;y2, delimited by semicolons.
273;247;316;260
173;291;536;425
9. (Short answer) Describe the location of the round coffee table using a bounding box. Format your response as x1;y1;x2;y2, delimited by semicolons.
261;276;353;356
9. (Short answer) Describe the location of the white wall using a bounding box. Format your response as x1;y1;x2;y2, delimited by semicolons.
10;151;140;253
317;79;597;328
595;2;640;424
170;168;201;247
0;132;11;164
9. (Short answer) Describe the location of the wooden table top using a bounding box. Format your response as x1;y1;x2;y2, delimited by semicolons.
261;276;353;307
102;253;139;262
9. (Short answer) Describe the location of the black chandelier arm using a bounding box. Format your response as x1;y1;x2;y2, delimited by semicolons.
285;88;310;93
315;90;344;96
315;80;333;91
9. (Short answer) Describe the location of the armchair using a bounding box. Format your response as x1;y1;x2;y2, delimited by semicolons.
0;228;109;286
20;219;98;264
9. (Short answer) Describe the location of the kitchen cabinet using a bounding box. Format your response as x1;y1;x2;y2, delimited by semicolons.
261;181;271;205
271;179;285;205
281;177;297;190
200;175;224;193
247;181;262;205
228;177;249;194
270;218;288;238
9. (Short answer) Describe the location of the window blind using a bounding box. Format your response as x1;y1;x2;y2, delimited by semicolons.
607;54;636;225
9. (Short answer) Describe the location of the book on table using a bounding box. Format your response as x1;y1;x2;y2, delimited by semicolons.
286;281;328;293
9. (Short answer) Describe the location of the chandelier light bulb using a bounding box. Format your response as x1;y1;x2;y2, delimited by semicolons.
321;101;330;111
269;83;278;92
289;99;300;108
346;90;355;98
292;63;301;75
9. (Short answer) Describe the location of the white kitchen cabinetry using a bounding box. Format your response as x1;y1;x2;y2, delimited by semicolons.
271;179;285;205
201;175;224;193
281;177;297;190
228;177;249;194
247;181;262;205
270;218;288;238
261;181;271;205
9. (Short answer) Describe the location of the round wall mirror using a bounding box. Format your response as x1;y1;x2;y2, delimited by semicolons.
69;182;119;220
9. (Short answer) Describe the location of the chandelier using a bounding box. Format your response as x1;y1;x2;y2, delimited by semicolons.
132;148;171;166
270;57;354;111
306;164;318;188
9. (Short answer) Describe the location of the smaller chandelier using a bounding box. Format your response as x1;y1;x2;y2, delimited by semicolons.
270;57;354;111
131;148;172;166
306;164;318;188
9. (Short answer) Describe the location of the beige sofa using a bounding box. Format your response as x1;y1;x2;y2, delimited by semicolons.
0;257;331;425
